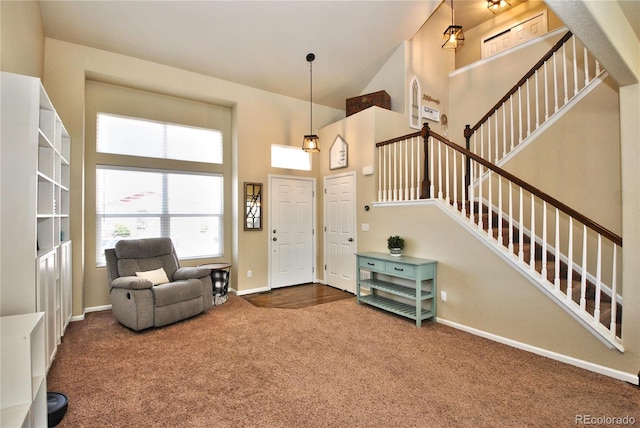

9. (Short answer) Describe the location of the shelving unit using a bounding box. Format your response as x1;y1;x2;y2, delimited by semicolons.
36;84;71;255
0;313;47;428
1;71;72;370
356;252;437;327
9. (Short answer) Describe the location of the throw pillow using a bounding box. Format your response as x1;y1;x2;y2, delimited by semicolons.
136;267;170;285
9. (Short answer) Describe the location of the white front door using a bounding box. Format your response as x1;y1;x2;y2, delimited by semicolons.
323;172;356;293
270;176;315;288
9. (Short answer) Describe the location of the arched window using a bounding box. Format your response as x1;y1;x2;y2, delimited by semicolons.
409;76;421;129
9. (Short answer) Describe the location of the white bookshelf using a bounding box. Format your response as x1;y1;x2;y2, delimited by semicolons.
0;313;47;428
1;71;72;370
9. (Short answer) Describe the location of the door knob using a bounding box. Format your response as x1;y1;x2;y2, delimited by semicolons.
273;237;278;241
348;238;354;242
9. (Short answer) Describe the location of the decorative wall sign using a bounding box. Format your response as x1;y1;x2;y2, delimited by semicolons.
422;106;440;122
330;134;348;170
422;94;441;104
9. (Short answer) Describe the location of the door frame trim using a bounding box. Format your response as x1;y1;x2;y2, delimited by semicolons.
267;174;317;290
322;170;357;292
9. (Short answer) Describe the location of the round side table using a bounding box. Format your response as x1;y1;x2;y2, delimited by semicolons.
198;262;231;305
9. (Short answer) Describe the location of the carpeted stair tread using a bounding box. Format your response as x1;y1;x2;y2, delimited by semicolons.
464;200;621;337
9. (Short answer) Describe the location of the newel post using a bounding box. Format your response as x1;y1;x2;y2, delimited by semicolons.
420;123;431;199
464;124;473;201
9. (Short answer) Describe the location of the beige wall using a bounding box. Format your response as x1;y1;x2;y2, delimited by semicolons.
358;202;639;376
408;3;455;137
0;0;44;77
501;76;621;234
546;0;640;374
42;38;344;311
448;28;623;234
84;80;234;307
2;0;637;380
361;42;408;114
455;1;564;69
318;2;639;378
449;29;566;143
318;108;411;250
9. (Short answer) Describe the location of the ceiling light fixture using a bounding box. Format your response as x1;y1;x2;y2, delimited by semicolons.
487;0;511;14
302;53;320;152
442;0;464;52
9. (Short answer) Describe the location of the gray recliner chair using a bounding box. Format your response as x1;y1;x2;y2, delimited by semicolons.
105;237;213;331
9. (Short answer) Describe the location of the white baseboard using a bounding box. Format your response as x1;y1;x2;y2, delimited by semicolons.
71;304;112;322
436;317;638;385
234;286;269;296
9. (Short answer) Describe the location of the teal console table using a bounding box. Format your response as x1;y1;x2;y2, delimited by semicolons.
356;252;437;327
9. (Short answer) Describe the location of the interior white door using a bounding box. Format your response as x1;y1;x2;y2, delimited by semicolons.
482;12;548;59
324;173;356;293
270;176;314;288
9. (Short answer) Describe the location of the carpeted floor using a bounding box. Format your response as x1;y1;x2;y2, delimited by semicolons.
47;294;639;427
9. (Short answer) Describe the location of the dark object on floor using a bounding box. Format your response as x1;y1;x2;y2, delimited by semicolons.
47;392;68;427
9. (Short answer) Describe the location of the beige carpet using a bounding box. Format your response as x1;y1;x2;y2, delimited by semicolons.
47;294;638;427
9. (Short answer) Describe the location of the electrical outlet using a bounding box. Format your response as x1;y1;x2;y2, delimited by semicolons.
247;270;252;278
440;291;447;302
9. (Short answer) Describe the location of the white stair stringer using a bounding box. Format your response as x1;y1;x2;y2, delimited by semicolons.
473;71;610;189
432;197;624;352
495;71;610;169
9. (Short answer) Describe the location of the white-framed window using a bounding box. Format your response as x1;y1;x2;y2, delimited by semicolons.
97;113;223;164
95;113;224;266
271;144;311;171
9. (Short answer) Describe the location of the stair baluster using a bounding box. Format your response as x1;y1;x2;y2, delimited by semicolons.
374;124;623;350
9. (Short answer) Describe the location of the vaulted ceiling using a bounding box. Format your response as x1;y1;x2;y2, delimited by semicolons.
40;0;517;109
37;1;639;109
40;1;439;109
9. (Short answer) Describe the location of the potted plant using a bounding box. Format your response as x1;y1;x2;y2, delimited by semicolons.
387;235;405;257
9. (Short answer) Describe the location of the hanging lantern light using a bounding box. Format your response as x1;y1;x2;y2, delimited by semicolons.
302;53;320;152
442;0;465;52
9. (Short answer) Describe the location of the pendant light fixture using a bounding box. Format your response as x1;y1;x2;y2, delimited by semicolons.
442;0;464;51
487;0;511;14
302;53;320;152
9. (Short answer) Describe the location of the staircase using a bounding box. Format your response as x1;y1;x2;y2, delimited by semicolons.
373;29;623;350
464;30;607;167
375;124;623;350
462;199;622;339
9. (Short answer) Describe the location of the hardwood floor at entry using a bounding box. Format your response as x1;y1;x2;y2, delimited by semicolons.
242;283;354;309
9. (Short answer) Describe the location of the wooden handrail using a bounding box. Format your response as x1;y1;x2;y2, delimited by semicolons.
376;130;422;148
468;31;573;134
423;124;622;246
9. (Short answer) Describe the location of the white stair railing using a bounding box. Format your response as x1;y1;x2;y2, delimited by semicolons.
376;132;425;202
464;31;606;165
374;125;623;351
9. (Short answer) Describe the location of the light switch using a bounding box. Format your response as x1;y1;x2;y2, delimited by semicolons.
362;166;374;176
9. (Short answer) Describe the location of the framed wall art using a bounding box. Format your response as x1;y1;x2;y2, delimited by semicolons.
244;182;262;230
330;134;348;170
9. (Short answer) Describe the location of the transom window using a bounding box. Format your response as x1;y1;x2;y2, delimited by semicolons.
271;144;311;171
97;113;223;163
